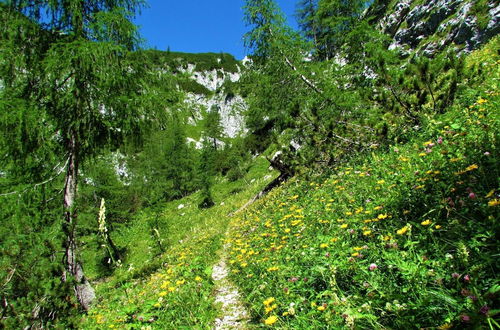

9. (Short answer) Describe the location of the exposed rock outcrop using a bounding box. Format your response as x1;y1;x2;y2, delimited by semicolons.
374;0;500;55
180;65;247;139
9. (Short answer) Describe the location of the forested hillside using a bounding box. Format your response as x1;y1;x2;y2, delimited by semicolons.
0;0;498;329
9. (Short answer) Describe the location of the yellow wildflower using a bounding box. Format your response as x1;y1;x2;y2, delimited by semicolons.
340;224;348;229
264;315;278;325
320;243;329;248
421;219;432;226
435;225;442;229
397;226;409;235
195;276;202;282
488;199;500;207
363;230;372;236
485;189;494;198
377;213;388;220
465;164;478;172
317;305;326;311
158;291;167;297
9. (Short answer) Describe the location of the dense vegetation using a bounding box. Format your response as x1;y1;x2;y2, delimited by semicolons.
0;0;498;328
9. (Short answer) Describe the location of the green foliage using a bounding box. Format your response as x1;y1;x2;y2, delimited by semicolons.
177;77;213;96
79;158;277;328
470;0;491;30
133;49;240;73
226;67;499;328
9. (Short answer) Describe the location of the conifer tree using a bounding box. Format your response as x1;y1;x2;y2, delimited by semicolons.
1;0;152;311
205;105;224;150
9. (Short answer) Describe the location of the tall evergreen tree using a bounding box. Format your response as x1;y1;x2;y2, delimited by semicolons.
1;0;153;310
315;0;367;60
296;0;319;47
205;105;224;150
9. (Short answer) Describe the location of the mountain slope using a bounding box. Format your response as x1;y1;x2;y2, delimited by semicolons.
369;0;500;55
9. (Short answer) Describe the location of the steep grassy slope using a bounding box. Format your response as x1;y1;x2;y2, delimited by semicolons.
225;40;499;328
79;157;276;328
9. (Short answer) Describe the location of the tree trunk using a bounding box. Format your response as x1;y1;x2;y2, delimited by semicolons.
62;132;95;311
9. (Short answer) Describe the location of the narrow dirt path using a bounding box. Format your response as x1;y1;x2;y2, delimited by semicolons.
212;240;250;329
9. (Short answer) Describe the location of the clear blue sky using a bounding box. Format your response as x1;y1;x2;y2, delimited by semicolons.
134;0;298;59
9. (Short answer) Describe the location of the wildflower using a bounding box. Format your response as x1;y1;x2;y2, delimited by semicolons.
468;192;476;199
340;224;348;229
465;164;478;172
377;213;388;220
435;225;442;229
264;315;278;325
480;305;490;315
320;243;329;248
263;297;275;306
265;304;278;313
488;199;500;206
158;291;167;297
317;305;326;311
485;189;494;198
463;274;471;282
484;151;490;156
421;219;432;226
369;263;378;271
397;226;409;235
460;314;470;323
363;230;372;236
437;137;443;144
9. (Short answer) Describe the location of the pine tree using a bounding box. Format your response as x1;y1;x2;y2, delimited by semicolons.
1;0;153;311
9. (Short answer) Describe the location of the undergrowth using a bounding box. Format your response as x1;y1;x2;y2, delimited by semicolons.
225;41;499;328
79;157;276;328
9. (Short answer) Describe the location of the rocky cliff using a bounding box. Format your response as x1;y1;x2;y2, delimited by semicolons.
179;63;247;139
369;0;500;55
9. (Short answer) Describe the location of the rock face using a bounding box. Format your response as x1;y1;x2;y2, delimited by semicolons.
374;0;500;55
180;64;247;139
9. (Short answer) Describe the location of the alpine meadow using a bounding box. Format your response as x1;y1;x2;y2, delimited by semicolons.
0;0;499;329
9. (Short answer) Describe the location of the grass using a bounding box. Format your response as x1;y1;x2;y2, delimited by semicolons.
79;38;499;329
223;40;500;328
79;156;276;328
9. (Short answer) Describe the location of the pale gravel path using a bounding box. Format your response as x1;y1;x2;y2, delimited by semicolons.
212;243;250;329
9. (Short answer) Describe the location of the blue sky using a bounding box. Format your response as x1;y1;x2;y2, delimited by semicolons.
134;0;298;59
